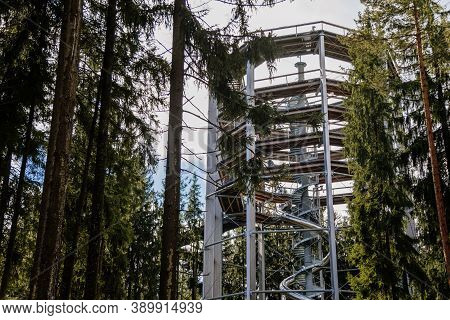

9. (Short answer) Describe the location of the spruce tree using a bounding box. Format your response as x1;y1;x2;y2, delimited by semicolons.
126;183;163;299
178;175;203;299
344;26;421;298
30;0;83;299
343;0;450;298
358;0;450;289
0;0;51;298
84;0;118;300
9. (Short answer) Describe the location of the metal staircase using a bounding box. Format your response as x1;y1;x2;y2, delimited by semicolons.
278;89;326;299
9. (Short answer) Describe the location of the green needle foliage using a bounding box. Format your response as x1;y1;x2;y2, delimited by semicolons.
343;24;424;298
343;0;450;299
178;175;203;299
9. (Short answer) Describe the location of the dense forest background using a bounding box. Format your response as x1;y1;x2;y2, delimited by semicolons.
0;0;449;300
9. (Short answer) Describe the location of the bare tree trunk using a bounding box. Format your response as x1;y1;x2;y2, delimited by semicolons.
385;230;397;299
159;0;186;300
0;147;12;248
29;0;82;299
413;3;450;287
84;0;117;300
0;104;35;298
126;247;134;299
434;66;450;179
59;81;101;300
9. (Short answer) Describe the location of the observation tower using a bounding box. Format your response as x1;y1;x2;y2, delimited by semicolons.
203;21;353;300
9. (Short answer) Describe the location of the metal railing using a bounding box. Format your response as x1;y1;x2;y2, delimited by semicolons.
257;21;352;37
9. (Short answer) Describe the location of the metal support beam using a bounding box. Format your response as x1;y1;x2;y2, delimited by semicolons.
257;226;266;300
319;214;325;300
319;31;339;300
255;228;327;234
245;61;256;300
203;95;223;299
204;232;245;249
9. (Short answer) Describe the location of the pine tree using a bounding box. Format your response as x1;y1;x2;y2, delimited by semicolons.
30;0;83;299
0;0;51;299
126;183;163;299
56;0;169;299
178;175;203;299
0;0;52;249
83;0;118;300
343;19;425;299
358;0;450;289
412;1;449;286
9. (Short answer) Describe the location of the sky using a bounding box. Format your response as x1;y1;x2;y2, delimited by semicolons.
153;0;364;196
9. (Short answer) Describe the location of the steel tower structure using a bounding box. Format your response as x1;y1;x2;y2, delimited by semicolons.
203;21;352;300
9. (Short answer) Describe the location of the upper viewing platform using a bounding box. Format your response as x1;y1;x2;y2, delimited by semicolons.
213;20;354;214
251;21;351;64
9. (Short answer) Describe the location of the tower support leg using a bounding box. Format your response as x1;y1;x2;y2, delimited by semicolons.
319;31;339;300
203;96;222;299
258;226;266;300
245;61;256;300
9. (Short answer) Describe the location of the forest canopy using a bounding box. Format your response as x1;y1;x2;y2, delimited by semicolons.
0;0;448;300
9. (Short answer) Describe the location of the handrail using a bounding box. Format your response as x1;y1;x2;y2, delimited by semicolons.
254;69;348;87
257;21;352;34
254;69;320;83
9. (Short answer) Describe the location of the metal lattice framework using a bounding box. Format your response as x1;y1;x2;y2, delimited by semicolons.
203;21;353;300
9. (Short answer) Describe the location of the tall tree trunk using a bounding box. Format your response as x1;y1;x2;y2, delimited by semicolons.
413;3;450;287
59;82;101;300
30;0;82;299
0;147;12;248
384;230;397;299
126;247;134;299
159;0;186;300
84;0;117;300
434;66;450;179
0;104;35;298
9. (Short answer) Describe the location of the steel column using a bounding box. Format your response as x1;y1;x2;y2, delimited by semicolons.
319;31;339;300
203;95;223;299
245;61;256;300
258;226;266;300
